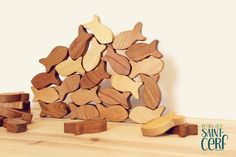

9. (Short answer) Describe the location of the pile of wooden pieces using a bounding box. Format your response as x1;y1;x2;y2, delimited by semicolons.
0;92;33;133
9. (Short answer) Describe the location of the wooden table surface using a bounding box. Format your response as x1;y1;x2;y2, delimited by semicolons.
0;109;235;157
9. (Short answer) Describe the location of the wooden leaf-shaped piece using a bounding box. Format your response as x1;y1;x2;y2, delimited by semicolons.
125;40;163;61
140;74;162;110
39;101;69;118
82;37;107;71
31;69;61;89
69;25;93;60
55;57;85;77
102;45;131;75
31;86;59;103
39;46;69;72
98;88;131;109
55;74;80;101
83;15;114;44
69;103;99;120
80;61;110;89
111;75;143;99
112;22;146;50
71;86;101;105
129;56;164;78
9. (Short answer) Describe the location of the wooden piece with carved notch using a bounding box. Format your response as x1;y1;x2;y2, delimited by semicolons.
83;15;114;44
96;104;128;122
102;45;131;75
112;22;146;50
31;86;59;103
39;101;69;118
69;25;93;60
39;46;69;72
69;103;99;120
31;69;61;89
98;88;131;109
0;101;30;110
125;40;163;61
140;74;162;110
167;123;198;137
6;118;27;133
71;86;101;105
55;74;81;101
0;92;29;102
111;75;143;99
80;61;110;89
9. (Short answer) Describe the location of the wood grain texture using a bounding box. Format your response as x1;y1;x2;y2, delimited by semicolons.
39;101;69;118
71;86;101;105
64;122;76;133
75;119;107;135
6;118;27;133
82;37;107;71
0;92;29;102
80;61;110;89
55;57;85;77
98;88;131;109
102;45;131;75
0;101;30;110
31;69;61;89
69;103;99;120
96;104;128;122
125;40;163;61
167;123;198;137
31;86;59;103
55;74;81;101
129;56;164;78
129;106;165;124
112;22;146;50
83;15;114;44
39;46;69;72
141;112;185;137
69;25;93;60
111;75;143;99
140;74;161;110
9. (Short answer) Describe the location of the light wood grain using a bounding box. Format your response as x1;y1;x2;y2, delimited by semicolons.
69;103;99;120
31;87;59;103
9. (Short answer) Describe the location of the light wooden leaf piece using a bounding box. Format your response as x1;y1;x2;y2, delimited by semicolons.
31;86;59;103
69;103;99;120
39;101;69;118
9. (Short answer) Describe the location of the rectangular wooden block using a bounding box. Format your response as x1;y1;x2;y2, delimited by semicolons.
64;122;77;133
0;101;30;110
167;123;198;137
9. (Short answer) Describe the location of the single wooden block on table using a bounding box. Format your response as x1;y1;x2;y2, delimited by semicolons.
39;46;69;72
64;122;77;133
69;103;99;120
167;123;198;137
31;87;59;103
0;92;29;102
6;118;27;133
0;101;30;110
39;101;69;118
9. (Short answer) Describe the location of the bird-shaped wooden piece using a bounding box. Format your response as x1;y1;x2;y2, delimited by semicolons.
69;103;99;120
31;87;59;103
39;101;69;118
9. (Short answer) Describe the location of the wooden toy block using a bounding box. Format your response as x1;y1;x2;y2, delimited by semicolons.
141;112;185;137
64;122;77;133
112;22;146;50
129;106;165;124
82;37;107;71
96;104;128;122
0;106;22;118
31;86;59;103
167;123;198;137
69;25;93;60
98;88;131;109
125;40;163;61
71;86;101;105
0;116;4;127
55;57;85;77
0;101;30;110
140;74;161;110
83;15;114;44
39;101;69;118
31;69;61;89
20;112;33;124
69;103;99;120
102;45;131;75
0;92;29;102
111;75;143;99
6;118;27;133
3;118;8;128
129;56;164;78
55;74;81;101
80;61;110;89
39;46;69;72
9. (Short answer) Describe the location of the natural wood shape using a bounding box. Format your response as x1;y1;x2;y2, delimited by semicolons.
112;22;146;50
71;86;101;105
64;122;76;133
167;123;198;137
102;45;131;75
141;112;185;137
0;92;29;102
0;101;30;110
31;86;59;103
125;40;163;61
96;104;128;122
31;69;61;89
129;56;164;78
69;103;99;120
39;101;69;118
98;88;131;109
69;25;93;60
39;46;69;72
55;74;81;101
140;74;161;110
82;37;107;71
111;75;143;99
83;15;114;44
80;61;110;89
129;106;165;124
55;57;85;77
6;118;27;133
0;116;4;126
